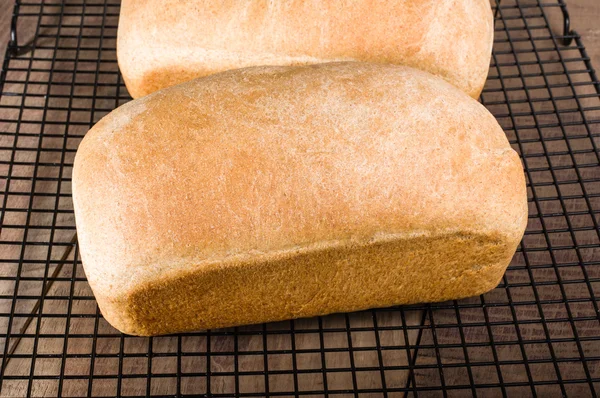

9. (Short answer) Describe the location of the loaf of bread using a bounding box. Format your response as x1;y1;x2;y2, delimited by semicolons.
117;0;494;99
73;63;527;336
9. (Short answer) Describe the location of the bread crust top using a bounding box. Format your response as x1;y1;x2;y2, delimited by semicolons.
117;0;494;98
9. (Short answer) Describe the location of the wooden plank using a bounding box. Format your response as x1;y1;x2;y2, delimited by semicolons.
0;1;598;397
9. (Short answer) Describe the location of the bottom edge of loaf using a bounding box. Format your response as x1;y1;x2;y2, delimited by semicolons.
95;231;515;336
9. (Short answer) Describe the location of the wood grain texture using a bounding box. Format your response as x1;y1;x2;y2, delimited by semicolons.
565;0;600;68
0;1;598;397
0;1;11;59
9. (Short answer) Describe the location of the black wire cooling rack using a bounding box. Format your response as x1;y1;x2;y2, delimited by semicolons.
0;0;599;397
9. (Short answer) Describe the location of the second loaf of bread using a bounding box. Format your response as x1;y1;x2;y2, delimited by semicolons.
117;0;494;98
73;62;527;336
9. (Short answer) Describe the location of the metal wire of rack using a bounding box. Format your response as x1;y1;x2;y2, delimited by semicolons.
0;0;599;396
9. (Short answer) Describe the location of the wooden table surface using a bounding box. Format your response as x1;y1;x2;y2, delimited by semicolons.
563;0;600;67
0;1;598;397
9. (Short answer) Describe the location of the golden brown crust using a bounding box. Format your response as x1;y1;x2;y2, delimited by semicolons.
117;0;494;98
98;232;514;336
72;63;527;336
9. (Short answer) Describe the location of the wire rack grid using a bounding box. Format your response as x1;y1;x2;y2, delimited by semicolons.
0;0;599;397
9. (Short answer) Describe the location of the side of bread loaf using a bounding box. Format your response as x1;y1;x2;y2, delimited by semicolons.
117;0;494;98
72;63;527;336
